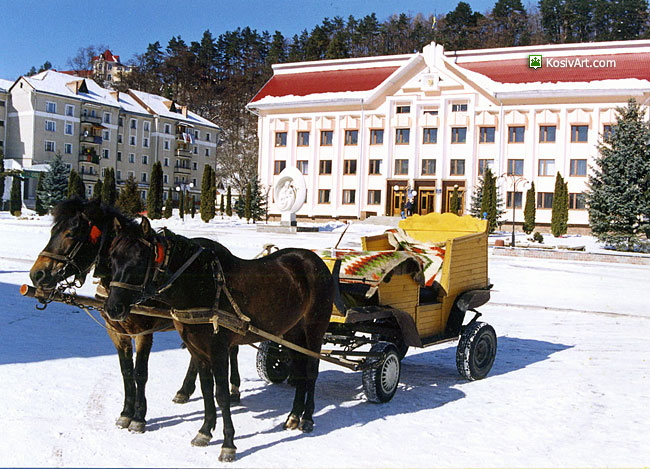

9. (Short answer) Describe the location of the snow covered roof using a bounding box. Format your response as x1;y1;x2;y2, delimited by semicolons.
0;78;14;92
93;50;120;63
20;70;122;108
129;89;221;129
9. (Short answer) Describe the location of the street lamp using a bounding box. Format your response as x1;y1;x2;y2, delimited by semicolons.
498;173;529;248
175;181;194;221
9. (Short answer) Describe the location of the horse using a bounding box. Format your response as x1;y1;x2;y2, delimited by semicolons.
104;216;334;462
28;198;241;434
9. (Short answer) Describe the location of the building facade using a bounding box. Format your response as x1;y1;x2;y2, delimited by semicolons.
248;39;650;228
4;70;220;207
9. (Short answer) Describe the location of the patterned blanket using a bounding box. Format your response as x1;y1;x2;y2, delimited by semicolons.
315;228;445;297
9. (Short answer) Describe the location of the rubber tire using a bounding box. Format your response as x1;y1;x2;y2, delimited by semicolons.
362;342;401;403
456;322;497;381
372;334;409;360
256;341;290;384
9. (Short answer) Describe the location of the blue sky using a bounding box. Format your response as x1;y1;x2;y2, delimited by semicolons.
0;0;496;81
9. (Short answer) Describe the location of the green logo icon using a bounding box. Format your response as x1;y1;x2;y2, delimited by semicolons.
529;55;542;69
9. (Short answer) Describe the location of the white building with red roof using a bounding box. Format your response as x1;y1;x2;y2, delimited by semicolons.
248;39;650;230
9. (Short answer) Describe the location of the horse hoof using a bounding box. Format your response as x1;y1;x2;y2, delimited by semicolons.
173;392;190;404
128;420;146;433
230;392;241;405
191;432;211;447
116;416;132;429
283;414;300;430
299;419;314;433
219;447;237;462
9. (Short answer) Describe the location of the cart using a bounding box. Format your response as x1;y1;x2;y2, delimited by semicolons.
256;212;497;403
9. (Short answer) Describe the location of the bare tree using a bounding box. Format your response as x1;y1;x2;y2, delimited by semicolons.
66;44;110;71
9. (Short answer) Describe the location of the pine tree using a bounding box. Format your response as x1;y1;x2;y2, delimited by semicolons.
470;172;486;218
34;172;48;215
449;185;460;215
551;172;568;237
219;193;225;216
523;182;536;234
190;195;196;218
68;169;85;199
93;179;103;200
10;175;22;216
200;164;215;222
226;186;232;216
147;161;163;219
178;189;185;217
37;152;69;211
116;175;144;216
250;179;266;222
244;182;252;222
164;187;173;218
102;168;116;206
480;168;498;232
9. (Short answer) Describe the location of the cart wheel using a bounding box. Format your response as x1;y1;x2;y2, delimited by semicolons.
362;342;401;403
372;334;409;360
256;341;290;384
456;322;497;381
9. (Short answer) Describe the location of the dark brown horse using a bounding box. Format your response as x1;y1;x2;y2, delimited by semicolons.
28;198;241;433
105;217;334;462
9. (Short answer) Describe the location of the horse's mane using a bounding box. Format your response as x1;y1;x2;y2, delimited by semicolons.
52;197;135;230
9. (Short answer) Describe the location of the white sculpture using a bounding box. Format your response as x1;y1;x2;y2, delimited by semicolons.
273;166;306;226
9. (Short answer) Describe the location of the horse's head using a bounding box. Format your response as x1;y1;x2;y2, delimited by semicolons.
30;198;109;289
104;217;159;321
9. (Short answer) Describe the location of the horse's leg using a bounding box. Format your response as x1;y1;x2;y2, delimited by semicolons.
229;345;241;405
112;333;136;429
283;348;307;431
211;334;236;462
173;356;198;404
127;333;153;433
298;355;320;433
190;360;217;447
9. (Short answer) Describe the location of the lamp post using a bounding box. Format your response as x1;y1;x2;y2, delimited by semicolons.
175;181;194;221
498;173;529;247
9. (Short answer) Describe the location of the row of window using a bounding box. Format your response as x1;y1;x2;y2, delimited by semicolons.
274;124;603;148
507;191;586;210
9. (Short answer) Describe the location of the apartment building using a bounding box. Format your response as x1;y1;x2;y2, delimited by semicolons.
92;50;133;87
4;70;220;207
248;39;650;228
0;79;10;156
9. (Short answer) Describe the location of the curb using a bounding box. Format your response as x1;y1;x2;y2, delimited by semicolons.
490;246;650;265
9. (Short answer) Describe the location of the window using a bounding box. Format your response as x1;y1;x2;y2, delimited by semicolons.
130;119;137;129
395;128;410;144
65;104;74;116
570;159;587;176
478;159;493;175
345;130;358;145
275;132;287;147
194;130;199;139
103;130;110;141
320;130;333;146
46;101;56;113
65;122;73;135
508;126;525;143
319;160;332;175
507;159;524;176
164;124;171;134
205;148;210;157
421;159;436;175
569;193;586;210
571;125;588;142
538;159;555;176
164;140;170;150
537;192;554;209
129;135;136;146
163;174;169;184
369;159;382;175
206;133;211;142
452;103;468;112
143;137;149;148
45;120;56;132
479;127;495;143
368;190;381;205
64;143;72;154
117;170;122;180
603;125;613;141
423;128;438;144
103;149;109;159
450;159;465;176
118;117;123;127
45;140;55;152
506;191;523;209
144;122;150;132
540;125;556;143
318;189;330;204
142;155;148;165
342;189;356;204
103;113;111;124
129;153;135;163
117;151;122;162
396;105;411;114
423;109;438;115
370;129;384;145
297;160;308;175
274;160;286;175
163;157;169;167
394;159;408;175
193;162;197;170
141;173;147;183
343;160;357;175
118;134;123;144
297;131;310;146
451;127;467;143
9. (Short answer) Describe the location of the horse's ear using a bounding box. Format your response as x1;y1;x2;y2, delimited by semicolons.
113;217;124;233
140;217;153;237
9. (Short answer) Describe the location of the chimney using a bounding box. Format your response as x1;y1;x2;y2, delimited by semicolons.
181;105;188;118
110;90;119;101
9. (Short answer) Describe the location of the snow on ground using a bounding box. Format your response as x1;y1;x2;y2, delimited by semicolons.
0;213;649;467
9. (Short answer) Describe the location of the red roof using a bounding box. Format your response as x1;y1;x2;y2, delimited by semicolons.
457;53;650;83
92;50;120;63
250;66;400;102
57;69;94;78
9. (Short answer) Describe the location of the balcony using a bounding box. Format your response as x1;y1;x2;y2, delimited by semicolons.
79;151;100;164
175;147;192;158
80;134;103;145
173;165;191;175
79;173;99;183
80;114;102;125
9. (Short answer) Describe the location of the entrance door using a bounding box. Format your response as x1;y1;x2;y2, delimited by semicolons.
444;184;465;215
387;181;407;216
417;189;436;215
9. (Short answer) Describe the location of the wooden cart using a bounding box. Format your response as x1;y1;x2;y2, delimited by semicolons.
256;212;497;403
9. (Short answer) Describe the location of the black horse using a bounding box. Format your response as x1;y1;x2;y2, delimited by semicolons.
28;198;241;433
105;217;334;462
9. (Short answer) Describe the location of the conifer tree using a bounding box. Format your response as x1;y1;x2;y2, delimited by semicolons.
226;186;232;216
523;182;536;234
93;178;103;200
37;152;69;211
244;182;252;222
200;164;215;222
102;168;116;206
34;172;48;215
164;187;173;218
147;161;163;219
449;185;460;215
190;195;196;218
178;189;184;217
10;175;22;216
219;193;225;216
0;150;5;209
551;172;568;237
116;175;144;216
250;179;266;222
470;172;486;218
68;169;86;199
479;168;498;232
